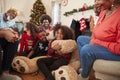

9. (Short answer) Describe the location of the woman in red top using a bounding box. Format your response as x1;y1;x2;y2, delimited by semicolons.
19;22;40;56
77;0;120;79
37;24;75;80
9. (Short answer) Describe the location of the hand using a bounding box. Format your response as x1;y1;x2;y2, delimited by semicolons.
52;44;63;55
2;29;19;43
52;44;61;51
3;28;19;40
55;50;63;55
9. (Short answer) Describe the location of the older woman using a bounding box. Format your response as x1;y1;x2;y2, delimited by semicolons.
77;0;120;79
39;14;54;33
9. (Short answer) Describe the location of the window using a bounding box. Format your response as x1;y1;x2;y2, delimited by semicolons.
51;1;61;25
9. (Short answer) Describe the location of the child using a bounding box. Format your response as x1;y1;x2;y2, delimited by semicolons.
19;22;40;56
37;24;75;80
27;31;49;58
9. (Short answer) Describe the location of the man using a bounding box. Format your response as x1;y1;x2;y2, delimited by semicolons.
0;8;21;80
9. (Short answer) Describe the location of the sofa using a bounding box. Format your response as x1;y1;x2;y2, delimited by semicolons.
93;59;120;80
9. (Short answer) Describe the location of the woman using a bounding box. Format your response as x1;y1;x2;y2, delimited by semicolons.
39;14;54;33
37;24;75;80
94;0;102;16
77;0;120;79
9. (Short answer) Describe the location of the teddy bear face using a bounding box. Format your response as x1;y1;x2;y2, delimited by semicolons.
52;68;70;80
52;66;78;80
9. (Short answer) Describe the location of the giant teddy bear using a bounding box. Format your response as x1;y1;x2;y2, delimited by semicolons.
51;39;80;71
51;40;80;80
12;39;80;80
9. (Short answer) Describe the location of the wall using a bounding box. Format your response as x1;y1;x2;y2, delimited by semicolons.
61;0;95;26
4;0;95;26
4;0;34;22
4;0;51;22
0;0;5;13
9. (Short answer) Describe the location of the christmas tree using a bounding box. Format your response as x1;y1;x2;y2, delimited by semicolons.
30;0;46;26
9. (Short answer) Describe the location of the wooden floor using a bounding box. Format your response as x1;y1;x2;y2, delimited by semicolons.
10;69;101;80
10;71;45;80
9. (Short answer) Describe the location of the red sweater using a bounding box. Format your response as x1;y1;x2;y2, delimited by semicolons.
91;7;120;55
19;32;40;54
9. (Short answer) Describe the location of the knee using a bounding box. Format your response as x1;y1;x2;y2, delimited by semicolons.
77;36;84;43
80;45;92;57
37;58;44;65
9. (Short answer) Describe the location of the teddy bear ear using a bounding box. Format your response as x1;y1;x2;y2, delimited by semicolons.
54;65;79;80
46;33;49;36
46;30;55;41
52;71;55;77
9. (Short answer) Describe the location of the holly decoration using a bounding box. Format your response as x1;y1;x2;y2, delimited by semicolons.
63;5;94;17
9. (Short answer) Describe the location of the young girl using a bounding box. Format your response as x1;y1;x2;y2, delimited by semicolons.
37;24;75;80
19;22;40;56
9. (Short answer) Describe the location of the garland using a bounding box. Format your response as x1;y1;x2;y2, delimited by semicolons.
63;5;94;17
